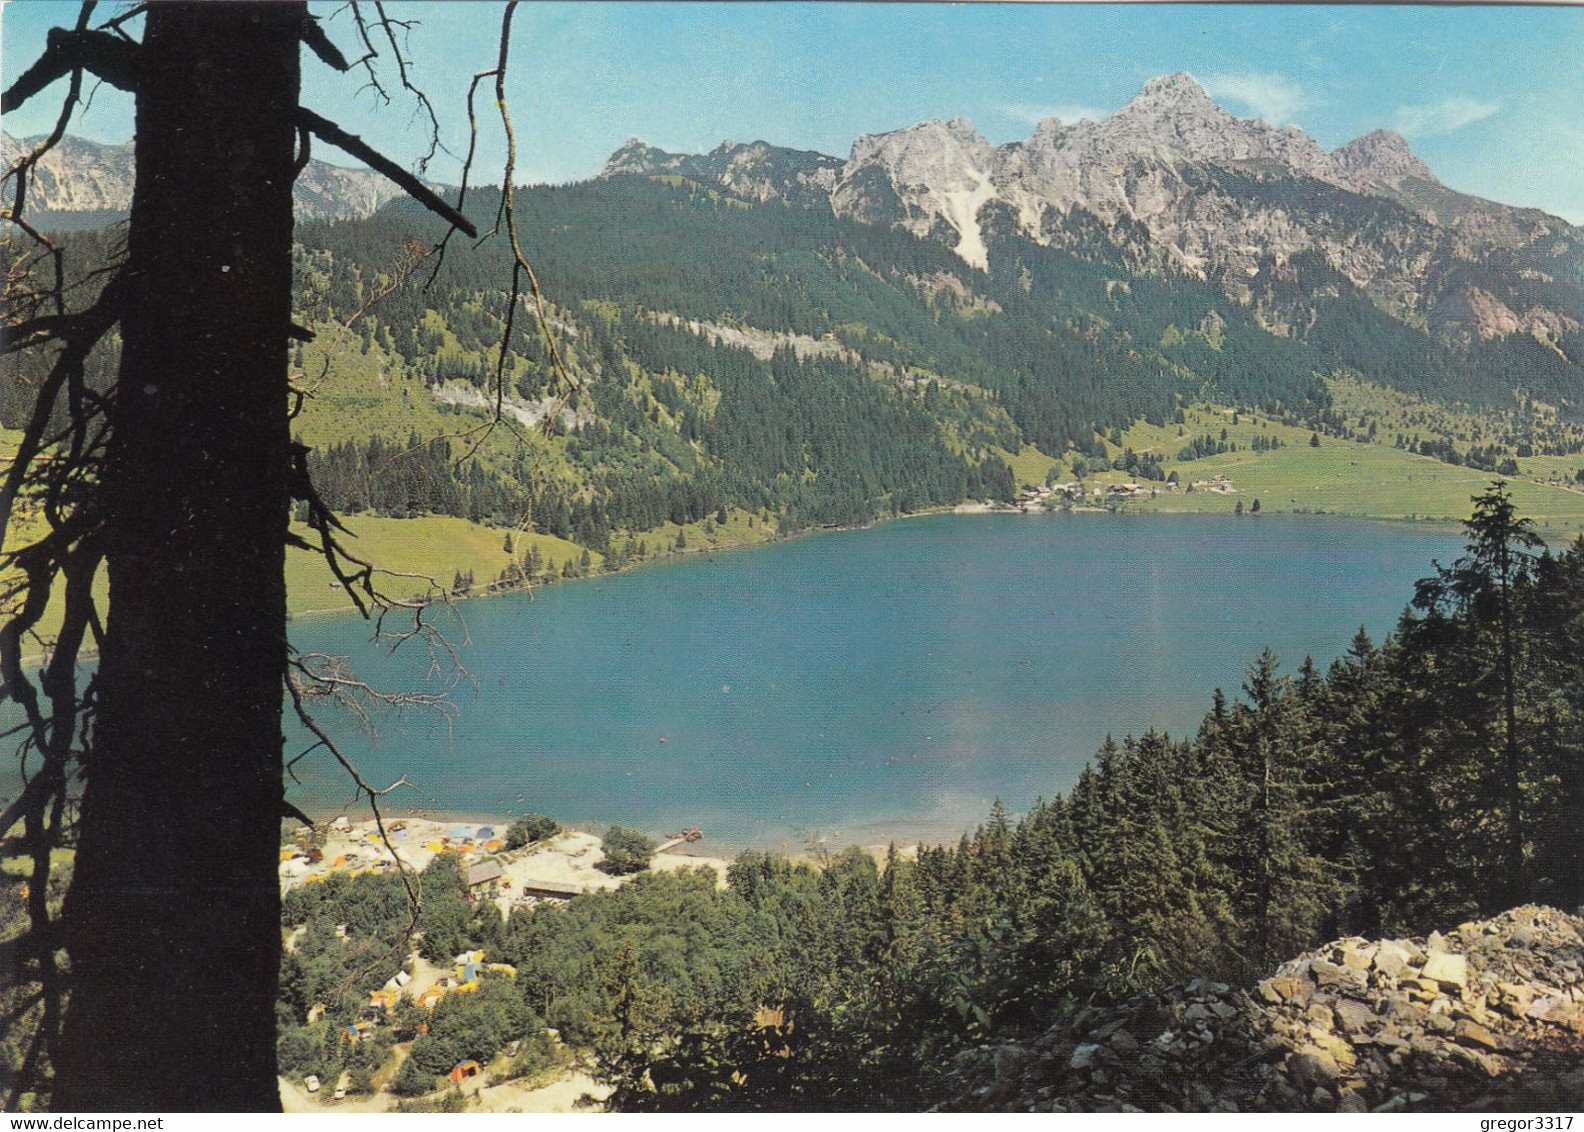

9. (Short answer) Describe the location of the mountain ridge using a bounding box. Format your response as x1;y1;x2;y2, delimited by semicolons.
599;74;1580;349
0;130;406;221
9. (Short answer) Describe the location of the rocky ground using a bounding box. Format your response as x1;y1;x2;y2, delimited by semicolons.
936;905;1584;1113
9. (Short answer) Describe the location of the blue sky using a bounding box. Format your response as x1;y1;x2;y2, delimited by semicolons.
4;2;1583;221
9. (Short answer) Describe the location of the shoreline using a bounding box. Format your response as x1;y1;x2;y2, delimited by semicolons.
284;500;1473;628
16;503;1474;670
283;814;920;902
285;801;942;861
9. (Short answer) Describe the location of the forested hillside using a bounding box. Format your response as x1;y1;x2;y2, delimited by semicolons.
269;174;1584;552
9;168;1584;575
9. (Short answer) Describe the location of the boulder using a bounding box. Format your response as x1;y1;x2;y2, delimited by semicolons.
1420;952;1469;993
1332;998;1376;1034
1069;1043;1102;1071
1453;1020;1499;1051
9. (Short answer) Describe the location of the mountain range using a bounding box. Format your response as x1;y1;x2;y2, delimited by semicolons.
9;73;1580;355
0;130;403;224
7;73;1584;542
603;73;1581;353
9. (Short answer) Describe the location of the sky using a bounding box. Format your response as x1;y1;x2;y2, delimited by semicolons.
4;1;1584;222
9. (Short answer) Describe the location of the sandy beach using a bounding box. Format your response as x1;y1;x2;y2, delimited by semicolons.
281;814;733;912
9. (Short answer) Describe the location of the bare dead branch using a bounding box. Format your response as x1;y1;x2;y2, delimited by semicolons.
299;13;351;73
0;275;123;557
293;107;476;237
454;0;581;464
286;678;422;982
93;3;146;39
370;1;442;174
420;68;497;290
1;24;140;116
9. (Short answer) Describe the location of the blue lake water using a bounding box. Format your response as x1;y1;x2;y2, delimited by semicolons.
283;513;1466;851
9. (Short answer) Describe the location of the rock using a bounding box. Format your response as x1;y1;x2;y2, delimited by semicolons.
1311;1032;1358;1071
1341;945;1375;971
1493;981;1535;1017
1451;1002;1490;1026
1310;959;1361;989
1373;942;1413;980
1288;1050;1341;1089
1420;952;1469;993
1448;1045;1499;1077
1453;1020;1499;1051
1108;1030;1140;1055
1261;976;1304;1004
935;905;1584;1115
1332;999;1376;1034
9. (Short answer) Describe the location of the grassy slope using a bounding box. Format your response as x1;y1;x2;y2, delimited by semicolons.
1087;398;1584;539
284;515;592;618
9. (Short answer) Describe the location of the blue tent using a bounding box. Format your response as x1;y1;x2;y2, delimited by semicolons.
476;826;495;839
448;824;472;839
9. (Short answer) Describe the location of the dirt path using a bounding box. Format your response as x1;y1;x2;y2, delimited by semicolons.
471;1069;610;1113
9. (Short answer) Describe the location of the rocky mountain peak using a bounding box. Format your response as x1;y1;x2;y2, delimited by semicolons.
1132;71;1215;109
846;119;994;181
1333;128;1437;189
601;138;671;176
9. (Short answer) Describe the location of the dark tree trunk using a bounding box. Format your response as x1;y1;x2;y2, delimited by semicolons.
55;3;301;1111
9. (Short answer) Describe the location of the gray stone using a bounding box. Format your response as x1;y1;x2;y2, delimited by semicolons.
1332;998;1376;1034
1069;1043;1102;1071
1373;942;1412;980
1288;1050;1341;1088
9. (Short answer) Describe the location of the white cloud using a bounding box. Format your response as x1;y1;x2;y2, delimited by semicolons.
1392;96;1500;138
1202;72;1314;127
1001;102;1110;128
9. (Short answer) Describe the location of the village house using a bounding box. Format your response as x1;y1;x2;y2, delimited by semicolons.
463;861;505;893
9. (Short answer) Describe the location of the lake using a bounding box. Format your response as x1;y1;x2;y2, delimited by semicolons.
286;513;1466;850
